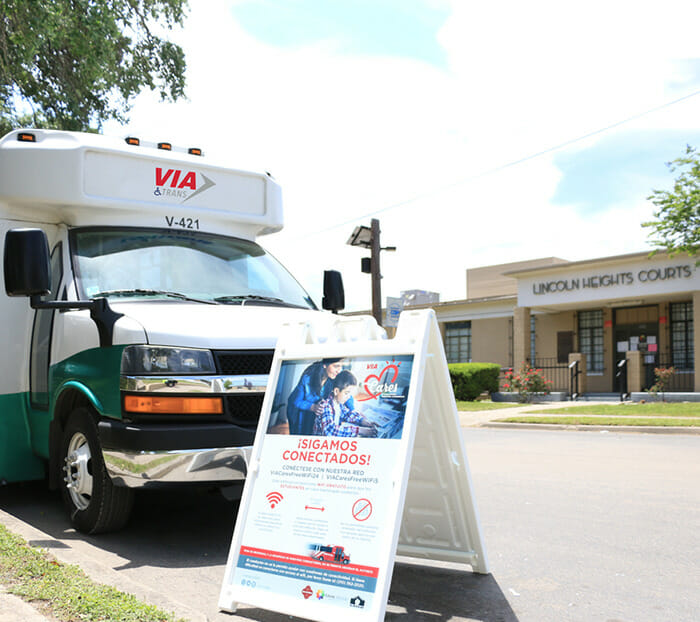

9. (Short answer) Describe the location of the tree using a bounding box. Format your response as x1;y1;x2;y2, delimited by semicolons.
0;0;188;135
644;145;700;260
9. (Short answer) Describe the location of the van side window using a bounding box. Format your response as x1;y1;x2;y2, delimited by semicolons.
30;242;63;409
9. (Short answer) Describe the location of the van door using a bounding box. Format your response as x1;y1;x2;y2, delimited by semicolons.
30;241;64;408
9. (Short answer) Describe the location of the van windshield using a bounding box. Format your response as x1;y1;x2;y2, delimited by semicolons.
70;228;317;309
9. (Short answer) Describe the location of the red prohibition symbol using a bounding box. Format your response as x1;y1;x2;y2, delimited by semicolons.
352;498;373;521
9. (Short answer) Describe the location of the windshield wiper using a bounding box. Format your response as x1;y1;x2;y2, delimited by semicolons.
213;294;302;308
91;289;216;305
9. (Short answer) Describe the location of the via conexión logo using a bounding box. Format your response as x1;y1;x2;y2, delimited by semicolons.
153;167;216;203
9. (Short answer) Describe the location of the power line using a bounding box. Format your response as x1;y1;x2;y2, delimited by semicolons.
293;87;700;240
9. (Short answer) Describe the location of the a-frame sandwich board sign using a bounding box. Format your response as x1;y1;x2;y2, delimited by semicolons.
219;309;489;622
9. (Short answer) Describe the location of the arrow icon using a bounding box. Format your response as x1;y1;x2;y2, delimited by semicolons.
182;172;216;203
305;505;325;512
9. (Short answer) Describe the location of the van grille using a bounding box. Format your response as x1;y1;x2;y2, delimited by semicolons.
214;350;273;428
214;350;274;375
224;394;266;428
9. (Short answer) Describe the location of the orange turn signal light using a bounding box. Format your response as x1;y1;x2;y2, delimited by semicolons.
124;395;223;414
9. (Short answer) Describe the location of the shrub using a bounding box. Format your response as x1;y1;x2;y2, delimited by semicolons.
448;363;500;401
648;366;675;400
502;365;552;402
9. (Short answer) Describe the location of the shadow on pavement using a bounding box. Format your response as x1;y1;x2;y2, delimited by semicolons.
2;481;518;621
1;481;238;569
231;564;518;622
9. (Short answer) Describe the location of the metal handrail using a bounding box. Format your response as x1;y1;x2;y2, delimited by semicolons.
568;360;580;401
616;359;628;401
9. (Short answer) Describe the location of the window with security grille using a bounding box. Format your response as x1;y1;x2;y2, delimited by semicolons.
670;301;694;370
445;321;472;363
578;310;603;372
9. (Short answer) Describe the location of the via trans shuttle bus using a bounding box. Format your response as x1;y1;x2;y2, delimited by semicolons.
0;129;359;533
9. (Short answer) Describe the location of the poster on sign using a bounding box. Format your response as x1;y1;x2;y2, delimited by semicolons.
219;310;489;622
222;354;413;618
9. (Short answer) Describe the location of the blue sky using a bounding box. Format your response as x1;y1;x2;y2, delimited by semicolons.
230;0;450;67
110;0;700;309
553;130;700;213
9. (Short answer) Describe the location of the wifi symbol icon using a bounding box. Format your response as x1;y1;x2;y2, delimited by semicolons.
266;491;283;508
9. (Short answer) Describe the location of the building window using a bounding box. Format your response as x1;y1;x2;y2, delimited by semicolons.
445;321;471;363
578;310;603;373
670;302;693;370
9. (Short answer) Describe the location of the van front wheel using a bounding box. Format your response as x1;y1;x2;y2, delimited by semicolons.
60;407;134;534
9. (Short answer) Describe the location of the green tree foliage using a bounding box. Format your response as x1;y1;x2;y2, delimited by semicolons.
0;0;188;135
644;145;700;260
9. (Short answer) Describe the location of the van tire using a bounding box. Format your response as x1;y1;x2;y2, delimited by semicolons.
60;407;134;534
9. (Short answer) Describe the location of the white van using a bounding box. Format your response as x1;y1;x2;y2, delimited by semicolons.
0;129;352;533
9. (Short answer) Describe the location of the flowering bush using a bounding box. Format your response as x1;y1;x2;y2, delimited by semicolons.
648;366;675;399
502;365;553;402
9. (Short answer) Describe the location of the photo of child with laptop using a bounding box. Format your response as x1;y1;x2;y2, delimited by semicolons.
313;370;378;438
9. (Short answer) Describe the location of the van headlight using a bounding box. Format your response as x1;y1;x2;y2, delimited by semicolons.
121;345;216;375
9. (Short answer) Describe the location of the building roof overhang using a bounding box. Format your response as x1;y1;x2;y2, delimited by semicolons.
502;250;672;278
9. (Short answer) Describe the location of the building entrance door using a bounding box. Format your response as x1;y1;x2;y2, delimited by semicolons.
613;306;659;391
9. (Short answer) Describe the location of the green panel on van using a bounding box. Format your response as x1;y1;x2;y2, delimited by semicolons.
0;392;46;483
49;345;126;419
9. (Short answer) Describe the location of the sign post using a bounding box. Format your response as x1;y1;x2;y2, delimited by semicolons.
384;296;403;328
219;309;489;621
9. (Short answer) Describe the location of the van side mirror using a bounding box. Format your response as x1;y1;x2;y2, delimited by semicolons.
3;227;123;348
322;270;345;313
3;228;51;297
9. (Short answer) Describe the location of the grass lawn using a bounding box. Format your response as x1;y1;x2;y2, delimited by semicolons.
0;523;181;622
456;400;520;411
497;402;700;427
527;402;700;417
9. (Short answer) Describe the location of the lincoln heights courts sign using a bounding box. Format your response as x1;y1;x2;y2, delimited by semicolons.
518;255;699;307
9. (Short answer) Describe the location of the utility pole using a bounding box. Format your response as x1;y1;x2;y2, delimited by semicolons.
347;218;395;327
370;218;382;326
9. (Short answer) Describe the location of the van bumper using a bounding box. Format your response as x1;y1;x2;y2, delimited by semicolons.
97;420;254;488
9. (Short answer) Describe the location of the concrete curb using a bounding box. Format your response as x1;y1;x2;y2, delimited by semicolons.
481;421;700;435
0;509;207;622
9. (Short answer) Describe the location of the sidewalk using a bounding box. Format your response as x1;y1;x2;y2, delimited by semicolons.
0;588;53;622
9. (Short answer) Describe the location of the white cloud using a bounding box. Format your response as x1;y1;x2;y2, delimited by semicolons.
107;0;700;311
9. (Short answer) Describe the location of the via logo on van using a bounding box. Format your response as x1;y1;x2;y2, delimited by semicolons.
359;361;400;402
154;167;216;203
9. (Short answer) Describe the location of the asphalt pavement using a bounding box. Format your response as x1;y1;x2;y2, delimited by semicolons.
1;401;698;622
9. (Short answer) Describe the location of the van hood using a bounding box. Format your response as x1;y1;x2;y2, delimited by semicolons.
111;301;340;350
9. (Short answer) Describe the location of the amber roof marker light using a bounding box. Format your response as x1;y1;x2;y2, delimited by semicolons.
125;136;140;146
157;142;172;151
17;132;36;143
188;147;203;156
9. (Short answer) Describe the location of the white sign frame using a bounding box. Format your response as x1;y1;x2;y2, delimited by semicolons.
219;309;489;621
